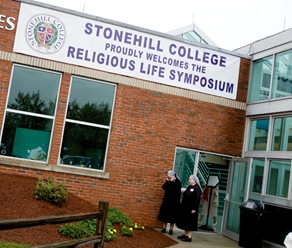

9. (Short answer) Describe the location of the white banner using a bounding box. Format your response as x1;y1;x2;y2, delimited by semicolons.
14;3;240;99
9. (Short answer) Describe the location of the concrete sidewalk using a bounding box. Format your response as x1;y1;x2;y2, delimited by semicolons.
157;227;239;248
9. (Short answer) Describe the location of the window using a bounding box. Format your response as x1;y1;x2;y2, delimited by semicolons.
248;119;270;151
248;56;273;102
266;160;290;198
181;31;208;45
272;49;292;99
247;116;292;199
0;65;60;161
173;147;196;188
59;77;116;170
249;159;264;193
249;49;292;103
272;116;292;151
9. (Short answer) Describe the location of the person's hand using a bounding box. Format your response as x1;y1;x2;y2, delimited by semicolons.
191;210;196;214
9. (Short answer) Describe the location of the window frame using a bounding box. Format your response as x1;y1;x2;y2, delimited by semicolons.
266;159;291;198
0;64;61;163
245;115;292;203
248;49;292;104
57;75;117;172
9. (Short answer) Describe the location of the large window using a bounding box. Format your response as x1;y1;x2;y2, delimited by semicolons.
0;65;60;161
247;116;292;199
248;49;292;103
248;119;269;151
59;77;116;170
248;116;292;152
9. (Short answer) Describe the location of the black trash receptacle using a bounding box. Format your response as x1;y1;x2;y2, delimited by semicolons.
239;200;265;248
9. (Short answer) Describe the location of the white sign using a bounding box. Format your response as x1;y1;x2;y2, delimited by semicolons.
14;3;241;99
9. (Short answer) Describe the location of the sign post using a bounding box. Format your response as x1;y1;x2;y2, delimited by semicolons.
199;174;220;232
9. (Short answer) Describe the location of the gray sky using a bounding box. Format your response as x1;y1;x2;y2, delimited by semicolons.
34;0;292;50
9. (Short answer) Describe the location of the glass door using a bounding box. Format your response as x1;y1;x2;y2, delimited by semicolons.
222;158;251;241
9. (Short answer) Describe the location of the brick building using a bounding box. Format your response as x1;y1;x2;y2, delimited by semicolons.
0;0;250;231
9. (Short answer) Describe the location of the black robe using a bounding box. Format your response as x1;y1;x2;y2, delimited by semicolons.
176;183;202;231
157;178;182;223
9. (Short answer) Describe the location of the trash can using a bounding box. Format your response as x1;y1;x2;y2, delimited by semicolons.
238;200;265;248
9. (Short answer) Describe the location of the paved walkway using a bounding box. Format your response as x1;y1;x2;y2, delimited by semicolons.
156;226;239;248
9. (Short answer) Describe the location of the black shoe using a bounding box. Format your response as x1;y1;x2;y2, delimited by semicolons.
181;236;192;242
160;228;166;233
177;234;187;239
169;230;173;235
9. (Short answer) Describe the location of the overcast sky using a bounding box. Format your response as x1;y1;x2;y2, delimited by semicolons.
34;0;292;51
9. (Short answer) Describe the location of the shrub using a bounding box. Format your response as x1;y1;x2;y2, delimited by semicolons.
59;207;137;242
33;176;68;205
107;207;133;226
59;218;114;240
59;221;95;238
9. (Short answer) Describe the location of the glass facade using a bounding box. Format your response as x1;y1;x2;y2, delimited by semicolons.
247;116;292;199
246;49;292;202
244;42;292;211
246;38;292;205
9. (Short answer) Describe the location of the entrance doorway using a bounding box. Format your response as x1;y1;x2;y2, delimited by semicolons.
173;147;232;233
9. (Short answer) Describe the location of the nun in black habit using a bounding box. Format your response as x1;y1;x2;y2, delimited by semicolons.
176;174;202;242
157;170;182;235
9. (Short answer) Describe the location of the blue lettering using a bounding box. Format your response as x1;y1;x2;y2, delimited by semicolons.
84;23;93;35
67;46;75;58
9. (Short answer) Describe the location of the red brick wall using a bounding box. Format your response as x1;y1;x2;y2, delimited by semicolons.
0;0;250;228
237;58;250;103
0;0;19;52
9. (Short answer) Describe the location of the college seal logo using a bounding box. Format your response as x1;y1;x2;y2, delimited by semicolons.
26;14;65;54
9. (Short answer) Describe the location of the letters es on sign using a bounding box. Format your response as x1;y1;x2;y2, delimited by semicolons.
0;14;16;31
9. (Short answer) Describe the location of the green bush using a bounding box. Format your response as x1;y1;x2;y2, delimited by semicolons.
59;207;134;241
33;176;68;204
59;221;95;238
107;207;134;226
